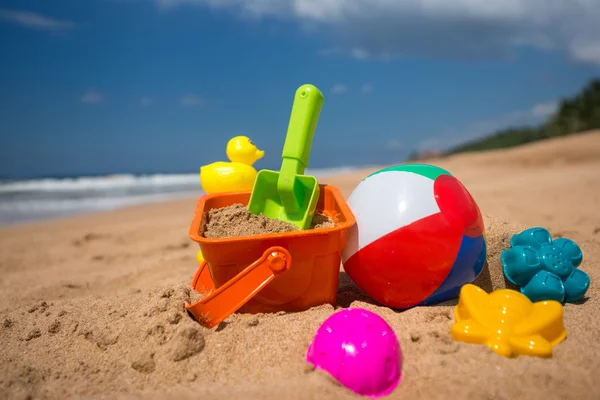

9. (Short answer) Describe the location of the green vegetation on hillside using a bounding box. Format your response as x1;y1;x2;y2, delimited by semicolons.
444;78;600;155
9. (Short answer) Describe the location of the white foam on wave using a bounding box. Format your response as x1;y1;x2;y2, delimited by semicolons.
0;173;200;193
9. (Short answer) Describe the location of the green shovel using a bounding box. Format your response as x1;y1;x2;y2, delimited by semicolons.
247;84;324;230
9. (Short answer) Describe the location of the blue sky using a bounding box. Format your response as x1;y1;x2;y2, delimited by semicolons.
0;0;599;178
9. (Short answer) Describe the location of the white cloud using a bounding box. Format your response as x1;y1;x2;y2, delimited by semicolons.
141;96;154;106
181;94;205;106
350;48;370;60
569;41;600;65
80;89;103;104
531;101;558;118
418;100;559;150
0;9;76;31
153;0;600;65
360;83;373;94
386;139;403;150
330;84;347;95
320;47;393;61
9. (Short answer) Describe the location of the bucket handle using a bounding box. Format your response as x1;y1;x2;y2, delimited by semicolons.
185;246;292;329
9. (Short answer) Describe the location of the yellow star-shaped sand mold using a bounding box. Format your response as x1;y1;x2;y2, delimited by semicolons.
451;284;567;358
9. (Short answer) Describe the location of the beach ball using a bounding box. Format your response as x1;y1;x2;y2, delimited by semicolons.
341;164;486;309
306;308;402;397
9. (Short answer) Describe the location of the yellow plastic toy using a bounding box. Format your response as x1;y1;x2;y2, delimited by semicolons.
200;136;264;194
451;284;567;358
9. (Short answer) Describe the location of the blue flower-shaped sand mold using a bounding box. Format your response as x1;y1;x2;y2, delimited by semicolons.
501;227;590;303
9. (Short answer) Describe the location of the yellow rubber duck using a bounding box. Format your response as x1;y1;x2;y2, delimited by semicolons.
200;136;265;194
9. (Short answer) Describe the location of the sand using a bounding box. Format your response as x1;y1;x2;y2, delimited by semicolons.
1;130;599;400
202;203;335;239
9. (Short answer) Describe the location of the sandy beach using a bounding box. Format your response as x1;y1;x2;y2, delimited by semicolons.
1;130;599;400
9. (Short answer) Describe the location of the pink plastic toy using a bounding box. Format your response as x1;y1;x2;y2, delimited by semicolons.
306;308;402;397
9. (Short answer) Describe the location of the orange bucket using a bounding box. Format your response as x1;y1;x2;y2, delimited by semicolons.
186;184;355;329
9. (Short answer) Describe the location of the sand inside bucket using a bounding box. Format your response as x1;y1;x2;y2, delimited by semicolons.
202;203;335;239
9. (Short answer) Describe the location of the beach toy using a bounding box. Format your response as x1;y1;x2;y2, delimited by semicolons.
307;308;402;398
502;227;589;303
200;136;264;194
247;84;324;230
185;184;355;328
451;284;567;358
341;164;486;309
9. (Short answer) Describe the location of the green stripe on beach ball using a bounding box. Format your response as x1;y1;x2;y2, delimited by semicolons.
367;164;452;181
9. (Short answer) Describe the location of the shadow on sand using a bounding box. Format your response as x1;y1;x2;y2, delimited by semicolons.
335;260;513;312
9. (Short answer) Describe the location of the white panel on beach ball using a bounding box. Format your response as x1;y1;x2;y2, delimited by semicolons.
342;170;440;263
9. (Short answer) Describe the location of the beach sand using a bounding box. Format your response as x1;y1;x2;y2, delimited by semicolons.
1;130;599;399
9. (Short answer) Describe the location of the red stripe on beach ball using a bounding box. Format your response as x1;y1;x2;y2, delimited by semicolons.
433;174;484;238
343;212;463;309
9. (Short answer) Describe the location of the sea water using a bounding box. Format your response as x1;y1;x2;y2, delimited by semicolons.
0;167;360;226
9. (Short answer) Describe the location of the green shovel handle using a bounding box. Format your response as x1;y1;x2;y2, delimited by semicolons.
281;84;324;173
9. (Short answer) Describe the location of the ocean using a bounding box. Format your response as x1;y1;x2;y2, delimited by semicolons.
0;167;363;226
